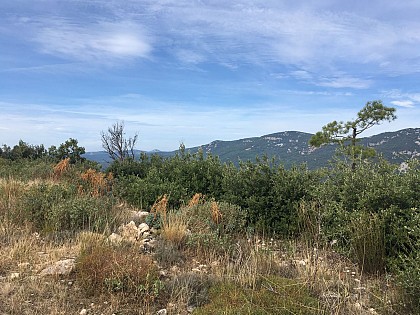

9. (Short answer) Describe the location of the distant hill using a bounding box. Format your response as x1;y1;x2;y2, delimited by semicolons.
85;128;420;169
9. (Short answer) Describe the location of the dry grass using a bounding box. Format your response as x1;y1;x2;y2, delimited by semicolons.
79;168;114;197
188;193;203;207
161;211;189;248
53;158;70;179
150;194;168;222
210;201;222;225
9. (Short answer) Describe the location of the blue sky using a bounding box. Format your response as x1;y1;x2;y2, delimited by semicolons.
1;1;419;152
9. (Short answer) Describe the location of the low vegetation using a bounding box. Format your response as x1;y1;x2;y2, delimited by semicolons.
0;130;419;314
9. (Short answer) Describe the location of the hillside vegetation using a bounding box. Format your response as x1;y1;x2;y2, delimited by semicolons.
85;128;420;169
0;140;419;314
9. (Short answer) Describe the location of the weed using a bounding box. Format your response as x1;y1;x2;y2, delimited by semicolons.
154;239;185;268
53;158;70;179
76;236;161;303
161;210;189;248
350;212;386;275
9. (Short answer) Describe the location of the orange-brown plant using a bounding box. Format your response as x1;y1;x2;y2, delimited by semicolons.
150;194;168;223
210;201;222;225
79;169;113;197
188;193;203;207
53;158;70;179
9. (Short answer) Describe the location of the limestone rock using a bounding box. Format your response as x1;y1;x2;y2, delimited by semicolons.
138;222;150;234
118;221;139;242
108;232;123;244
40;258;75;276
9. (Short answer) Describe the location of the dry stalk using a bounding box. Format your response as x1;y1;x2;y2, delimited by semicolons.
53;158;70;179
188;193;202;207
150;194;168;224
210;201;222;224
79;169;113;197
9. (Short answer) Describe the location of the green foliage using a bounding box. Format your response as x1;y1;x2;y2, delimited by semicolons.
0;158;53;180
386;205;420;312
194;276;320;315
350;212;386;274
309;100;396;168
0;140;47;160
223;159;318;235
21;183;115;233
113;152;318;236
48;138;86;164
184;201;247;235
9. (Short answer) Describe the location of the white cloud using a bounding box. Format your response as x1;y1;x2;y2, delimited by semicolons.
318;76;373;89
383;89;420;106
390;100;415;108
34;20;152;63
131;1;420;76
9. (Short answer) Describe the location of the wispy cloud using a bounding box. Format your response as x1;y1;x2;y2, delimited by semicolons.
129;1;420;77
383;89;420;107
390;100;415;108
317;76;373;89
33;20;152;63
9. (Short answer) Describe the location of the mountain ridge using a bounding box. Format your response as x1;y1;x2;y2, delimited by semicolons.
85;128;420;169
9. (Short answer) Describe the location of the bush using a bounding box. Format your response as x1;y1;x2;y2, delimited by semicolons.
77;235;162;302
0;158;53;180
350;212;386;274
388;206;420;312
184;201;247;236
21;183;115;233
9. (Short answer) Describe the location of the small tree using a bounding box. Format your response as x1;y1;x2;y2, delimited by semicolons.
101;121;138;162
49;138;86;164
309;100;396;169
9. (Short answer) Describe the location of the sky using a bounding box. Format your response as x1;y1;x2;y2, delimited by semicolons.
1;0;420;152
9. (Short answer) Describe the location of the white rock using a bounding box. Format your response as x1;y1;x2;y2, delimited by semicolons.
138;223;150;234
108;233;123;244
142;232;151;239
40;258;75;276
156;309;167;315
118;221;139;242
80;308;87;315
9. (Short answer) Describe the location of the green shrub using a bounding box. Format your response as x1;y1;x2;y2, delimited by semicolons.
0;158;53;180
394;251;420;313
194;276;321;315
350;212;386;274
388;206;420;312
21;183;115;233
184;201;247;235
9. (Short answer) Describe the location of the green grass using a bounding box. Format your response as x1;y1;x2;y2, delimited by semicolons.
194;276;321;315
